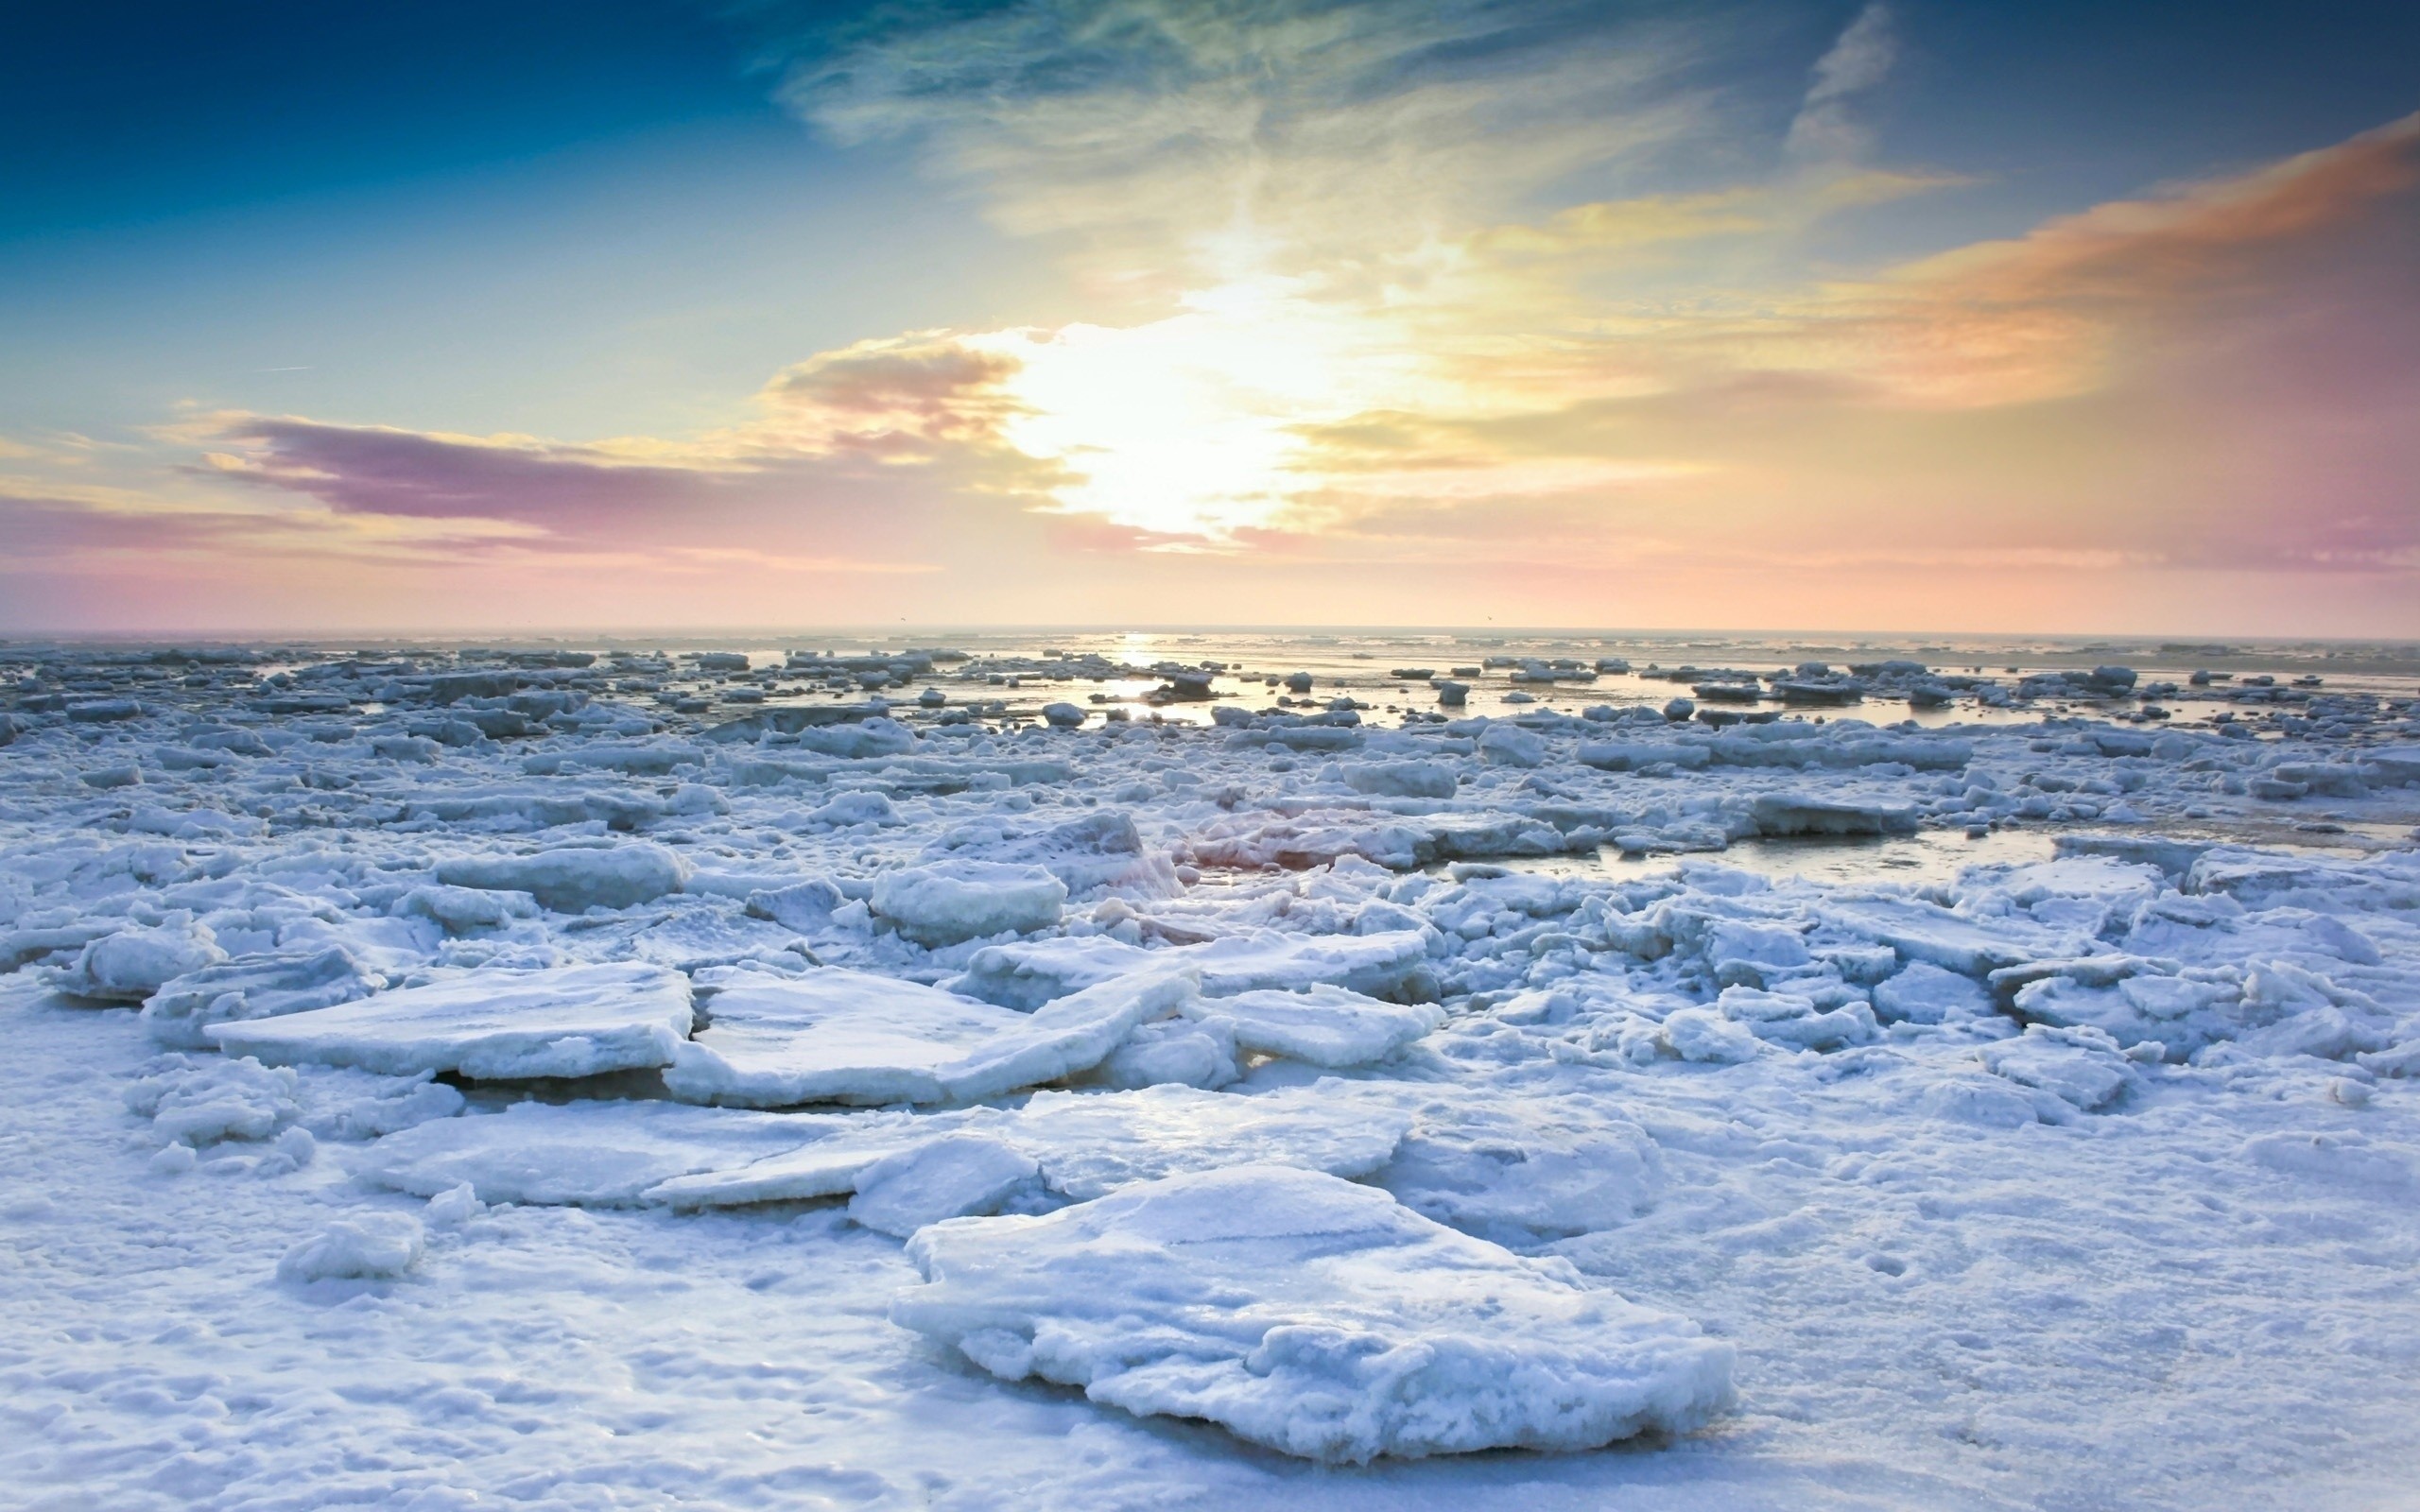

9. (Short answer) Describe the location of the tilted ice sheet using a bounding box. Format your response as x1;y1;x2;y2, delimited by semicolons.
890;1163;1736;1463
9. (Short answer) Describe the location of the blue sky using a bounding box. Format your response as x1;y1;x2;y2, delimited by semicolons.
3;1;2416;633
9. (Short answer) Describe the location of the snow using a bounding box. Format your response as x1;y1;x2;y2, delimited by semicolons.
891;1164;1736;1462
208;961;695;1078
4;636;2420;1505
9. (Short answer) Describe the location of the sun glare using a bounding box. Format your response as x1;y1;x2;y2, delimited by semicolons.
983;278;1424;541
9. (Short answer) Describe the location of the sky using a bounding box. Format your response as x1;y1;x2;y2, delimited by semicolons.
3;0;2417;638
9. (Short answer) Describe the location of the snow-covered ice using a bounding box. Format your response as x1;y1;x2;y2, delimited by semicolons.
5;634;2420;1507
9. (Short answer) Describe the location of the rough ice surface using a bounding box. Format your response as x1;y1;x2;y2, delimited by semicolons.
209;961;695;1078
5;635;2420;1506
891;1164;1737;1462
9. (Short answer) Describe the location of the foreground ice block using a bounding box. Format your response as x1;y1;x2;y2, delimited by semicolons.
891;1164;1733;1462
208;961;694;1079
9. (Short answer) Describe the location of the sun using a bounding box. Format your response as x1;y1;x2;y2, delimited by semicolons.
977;276;1422;541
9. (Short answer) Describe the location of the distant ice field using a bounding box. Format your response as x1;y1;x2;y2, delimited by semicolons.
3;630;2417;1510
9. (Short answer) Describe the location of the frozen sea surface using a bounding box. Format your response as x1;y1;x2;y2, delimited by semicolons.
3;632;2419;1509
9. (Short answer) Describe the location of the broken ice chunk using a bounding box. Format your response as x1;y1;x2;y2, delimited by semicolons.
871;861;1067;947
1183;985;1443;1067
931;970;1196;1103
1871;961;1990;1024
949;929;1435;1011
433;843;690;913
1978;1024;2135;1111
1658;1007;1762;1063
208;962;694;1079
651;1081;1409;1212
1342;761;1458;799
125;1054;300;1146
1747;794;1919;837
1006;1082;1411;1201
1714;986;1878;1052
845;1134;1041;1237
890;1164;1733;1462
946;935;1153;1010
141;946;387;1048
1086;1015;1239;1090
277;1213;425;1282
663;967;1029;1107
1374;1094;1665;1243
56;925;226;1003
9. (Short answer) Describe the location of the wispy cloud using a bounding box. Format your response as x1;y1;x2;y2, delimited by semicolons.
1785;3;1894;163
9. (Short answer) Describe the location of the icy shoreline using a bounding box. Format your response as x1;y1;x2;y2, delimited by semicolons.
4;640;2417;1508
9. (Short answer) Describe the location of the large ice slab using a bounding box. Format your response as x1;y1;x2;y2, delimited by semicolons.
663;968;1029;1107
890;1164;1735;1462
208;962;695;1079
